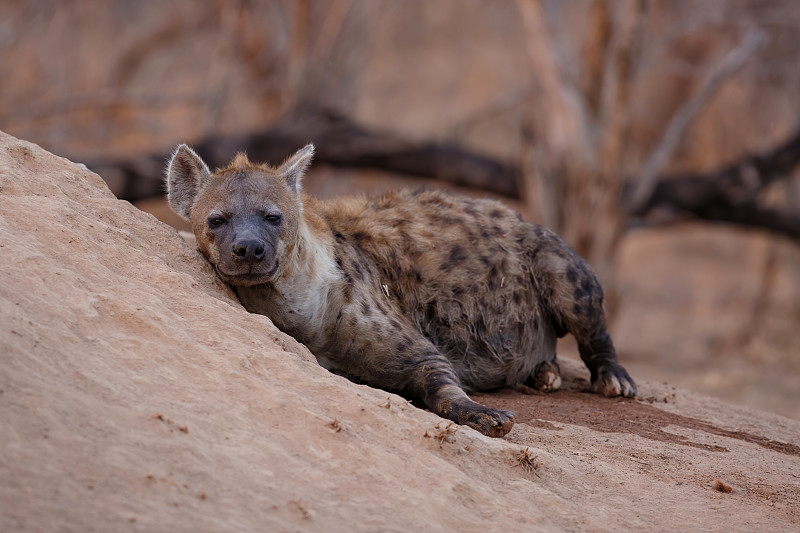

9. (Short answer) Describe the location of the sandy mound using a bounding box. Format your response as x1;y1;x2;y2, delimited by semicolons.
1;130;798;532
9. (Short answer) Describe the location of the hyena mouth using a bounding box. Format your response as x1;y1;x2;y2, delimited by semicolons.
217;262;279;286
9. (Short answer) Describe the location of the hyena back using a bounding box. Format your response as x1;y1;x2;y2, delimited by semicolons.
166;143;636;438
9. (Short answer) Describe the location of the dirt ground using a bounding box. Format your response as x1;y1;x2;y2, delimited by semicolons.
478;358;800;530
2;132;799;531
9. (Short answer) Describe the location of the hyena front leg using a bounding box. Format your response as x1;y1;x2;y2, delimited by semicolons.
414;349;515;438
345;325;514;438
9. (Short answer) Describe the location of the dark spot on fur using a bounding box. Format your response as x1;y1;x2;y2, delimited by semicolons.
333;231;345;242
352;258;369;276
429;212;460;227
448;244;466;267
353;261;364;281
342;278;353;302
490;208;503;218
352;231;367;243
574;286;588;301
513;292;521;304
580;278;592;295
396;338;412;355
389;319;402;331
404;246;423;262
361;301;372;315
461;223;478;244
342;270;353;285
566;268;578;283
487;265;500;290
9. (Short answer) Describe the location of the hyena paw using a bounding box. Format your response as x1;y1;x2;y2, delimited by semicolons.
442;398;514;438
591;362;636;398
528;360;562;392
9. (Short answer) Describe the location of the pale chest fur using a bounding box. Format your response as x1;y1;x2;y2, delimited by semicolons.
234;219;344;356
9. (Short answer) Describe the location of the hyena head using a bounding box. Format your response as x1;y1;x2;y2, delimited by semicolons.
165;143;314;286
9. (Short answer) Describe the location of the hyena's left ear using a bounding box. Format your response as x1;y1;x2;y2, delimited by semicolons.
166;144;211;219
277;143;315;195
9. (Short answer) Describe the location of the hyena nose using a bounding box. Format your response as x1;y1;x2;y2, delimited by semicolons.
232;240;266;261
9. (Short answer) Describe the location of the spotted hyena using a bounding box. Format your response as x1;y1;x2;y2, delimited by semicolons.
165;143;636;438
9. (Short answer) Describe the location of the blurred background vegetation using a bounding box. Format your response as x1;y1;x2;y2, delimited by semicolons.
1;0;798;419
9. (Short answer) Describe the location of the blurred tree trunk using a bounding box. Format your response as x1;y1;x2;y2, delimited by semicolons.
517;0;643;314
516;0;767;318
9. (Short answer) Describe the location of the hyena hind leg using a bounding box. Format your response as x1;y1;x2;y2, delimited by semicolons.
533;240;636;398
577;329;636;397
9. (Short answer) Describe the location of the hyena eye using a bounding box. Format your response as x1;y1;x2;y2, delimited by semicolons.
265;214;281;224
208;217;226;228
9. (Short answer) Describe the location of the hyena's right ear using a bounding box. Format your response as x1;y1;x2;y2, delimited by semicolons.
166;144;211;219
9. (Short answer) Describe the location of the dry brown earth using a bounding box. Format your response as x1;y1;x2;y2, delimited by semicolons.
1;131;799;531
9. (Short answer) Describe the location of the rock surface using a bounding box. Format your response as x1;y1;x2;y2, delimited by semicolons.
1;130;798;532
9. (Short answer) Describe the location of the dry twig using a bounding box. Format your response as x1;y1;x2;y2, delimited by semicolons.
628;28;768;214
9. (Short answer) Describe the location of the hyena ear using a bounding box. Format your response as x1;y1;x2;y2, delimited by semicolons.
166;144;211;219
277;143;315;195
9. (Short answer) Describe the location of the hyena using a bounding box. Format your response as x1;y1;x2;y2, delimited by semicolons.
166;143;636;438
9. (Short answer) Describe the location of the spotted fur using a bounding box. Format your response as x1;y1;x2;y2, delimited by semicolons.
166;143;636;438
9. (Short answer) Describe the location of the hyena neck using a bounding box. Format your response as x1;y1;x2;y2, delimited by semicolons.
270;210;342;336
286;216;339;289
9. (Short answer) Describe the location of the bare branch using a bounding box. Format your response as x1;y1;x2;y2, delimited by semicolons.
86;106;522;202
310;0;353;64
646;202;800;241
632;119;800;240
448;84;532;140
204;0;248;134
516;0;591;158
628;27;768;214
596;0;642;140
